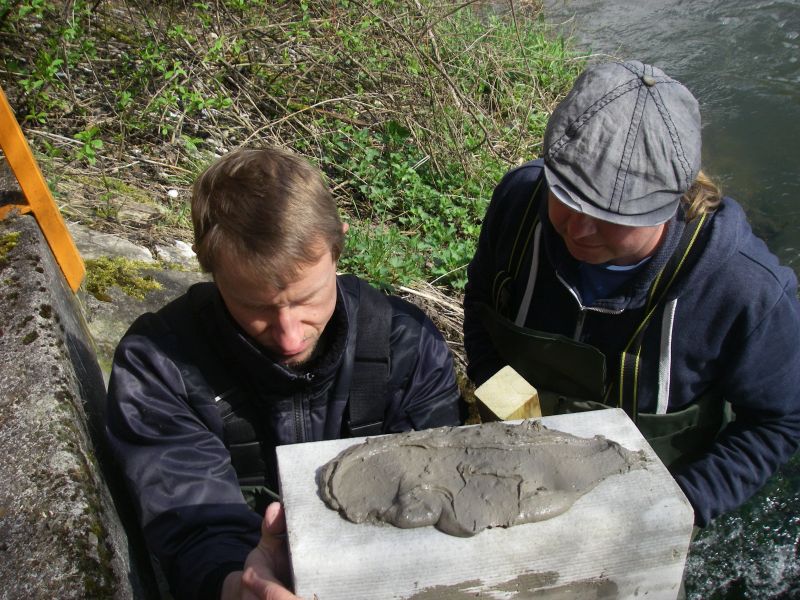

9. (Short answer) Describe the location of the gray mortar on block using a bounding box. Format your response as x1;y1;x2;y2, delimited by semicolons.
319;420;647;537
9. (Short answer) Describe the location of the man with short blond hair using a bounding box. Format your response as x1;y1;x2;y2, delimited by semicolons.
106;147;464;600
191;147;346;286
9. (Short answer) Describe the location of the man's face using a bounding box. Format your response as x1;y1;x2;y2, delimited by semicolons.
547;193;666;266
214;248;339;366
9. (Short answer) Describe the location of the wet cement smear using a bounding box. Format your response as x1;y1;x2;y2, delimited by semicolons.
319;420;646;537
405;571;618;599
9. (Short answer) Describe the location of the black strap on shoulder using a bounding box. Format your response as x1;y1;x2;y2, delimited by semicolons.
492;174;545;317
347;279;392;437
157;284;237;400
158;285;273;489
616;212;711;420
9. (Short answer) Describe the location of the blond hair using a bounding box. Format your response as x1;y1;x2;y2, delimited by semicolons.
681;170;722;220
192;147;344;288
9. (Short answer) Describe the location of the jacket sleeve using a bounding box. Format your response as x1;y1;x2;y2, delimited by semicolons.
383;297;465;431
463;164;541;386
105;316;260;600
673;280;800;527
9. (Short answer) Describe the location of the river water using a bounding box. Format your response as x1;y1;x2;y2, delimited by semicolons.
540;1;800;597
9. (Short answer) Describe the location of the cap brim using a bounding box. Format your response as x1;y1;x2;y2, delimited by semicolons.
544;164;678;227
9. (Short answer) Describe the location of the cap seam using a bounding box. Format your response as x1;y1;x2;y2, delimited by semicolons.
619;60;642;78
547;78;641;161
612;81;650;214
651;82;693;188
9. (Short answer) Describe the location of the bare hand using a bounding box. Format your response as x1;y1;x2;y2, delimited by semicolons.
222;502;300;600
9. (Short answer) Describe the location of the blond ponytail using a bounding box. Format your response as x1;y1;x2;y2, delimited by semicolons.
682;170;722;220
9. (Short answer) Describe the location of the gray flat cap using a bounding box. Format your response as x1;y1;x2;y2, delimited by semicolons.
543;60;701;226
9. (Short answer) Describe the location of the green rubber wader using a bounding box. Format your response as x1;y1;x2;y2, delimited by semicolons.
479;303;727;468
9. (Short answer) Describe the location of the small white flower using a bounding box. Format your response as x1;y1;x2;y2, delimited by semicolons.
167;189;179;199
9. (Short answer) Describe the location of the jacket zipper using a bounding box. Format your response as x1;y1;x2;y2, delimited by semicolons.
555;271;624;342
293;395;305;443
293;372;315;443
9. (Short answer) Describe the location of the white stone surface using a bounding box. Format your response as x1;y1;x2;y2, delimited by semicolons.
277;409;694;600
155;238;198;267
66;221;154;262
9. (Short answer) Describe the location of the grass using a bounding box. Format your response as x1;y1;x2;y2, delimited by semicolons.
0;0;585;292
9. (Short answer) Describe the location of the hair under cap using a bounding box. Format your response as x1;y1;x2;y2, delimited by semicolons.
543;60;701;226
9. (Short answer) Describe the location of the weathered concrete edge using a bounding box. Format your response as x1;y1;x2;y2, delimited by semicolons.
0;213;157;599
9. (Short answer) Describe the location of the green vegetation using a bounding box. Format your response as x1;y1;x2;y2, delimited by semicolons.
84;256;161;302
0;0;584;291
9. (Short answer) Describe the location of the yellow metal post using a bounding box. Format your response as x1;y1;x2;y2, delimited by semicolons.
0;85;85;292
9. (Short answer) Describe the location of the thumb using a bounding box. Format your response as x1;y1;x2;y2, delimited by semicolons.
258;501;290;582
262;501;286;538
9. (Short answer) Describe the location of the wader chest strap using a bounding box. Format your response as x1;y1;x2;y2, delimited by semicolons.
347;280;392;436
159;286;273;489
492;177;544;317
618;213;709;419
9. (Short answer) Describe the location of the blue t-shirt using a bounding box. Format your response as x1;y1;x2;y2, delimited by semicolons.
577;257;651;306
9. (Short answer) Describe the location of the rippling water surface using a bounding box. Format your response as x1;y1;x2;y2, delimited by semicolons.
540;1;800;597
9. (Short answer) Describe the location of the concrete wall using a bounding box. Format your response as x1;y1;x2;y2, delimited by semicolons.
0;213;158;599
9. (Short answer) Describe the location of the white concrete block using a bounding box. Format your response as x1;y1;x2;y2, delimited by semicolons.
276;409;693;600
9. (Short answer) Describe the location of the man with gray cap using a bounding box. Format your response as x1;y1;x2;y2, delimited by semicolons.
463;60;800;526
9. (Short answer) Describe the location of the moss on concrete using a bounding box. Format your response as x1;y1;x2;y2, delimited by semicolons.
85;256;162;301
0;231;20;269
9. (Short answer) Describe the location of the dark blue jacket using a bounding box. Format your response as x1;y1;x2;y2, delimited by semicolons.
106;275;463;600
464;160;800;527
